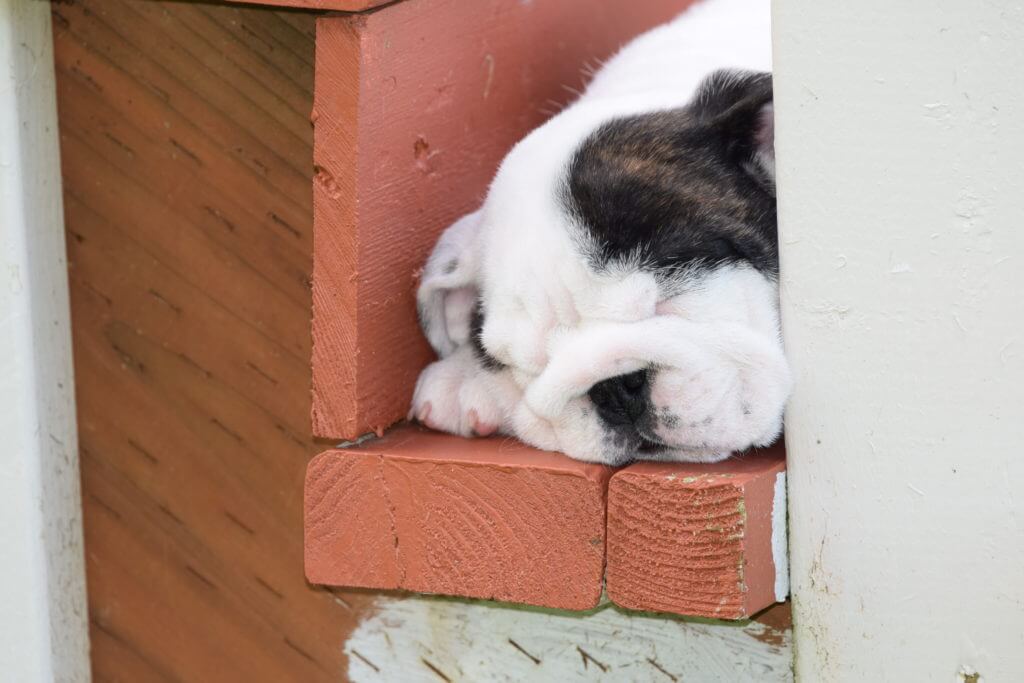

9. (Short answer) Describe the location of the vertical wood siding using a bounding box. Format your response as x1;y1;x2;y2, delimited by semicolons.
51;1;375;679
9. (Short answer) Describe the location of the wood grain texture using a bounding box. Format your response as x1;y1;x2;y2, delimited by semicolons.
51;1;374;679
224;0;393;10
311;0;695;440
606;445;786;619
306;426;612;610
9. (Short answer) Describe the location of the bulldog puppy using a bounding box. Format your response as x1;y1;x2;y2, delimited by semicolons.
411;0;791;465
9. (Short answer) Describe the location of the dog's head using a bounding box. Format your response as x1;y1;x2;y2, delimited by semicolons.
416;70;789;465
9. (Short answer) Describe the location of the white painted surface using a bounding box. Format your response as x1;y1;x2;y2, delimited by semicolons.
774;1;1024;680
771;472;788;603
346;596;791;682
1;1;90;680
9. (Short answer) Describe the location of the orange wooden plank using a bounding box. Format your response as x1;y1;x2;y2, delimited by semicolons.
605;444;787;619
51;1;377;679
305;426;613;610
224;0;392;10
311;0;694;440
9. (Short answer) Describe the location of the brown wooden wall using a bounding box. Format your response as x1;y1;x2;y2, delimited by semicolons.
51;1;373;679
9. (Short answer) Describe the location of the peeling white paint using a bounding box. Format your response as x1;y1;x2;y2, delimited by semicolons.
957;665;984;683
345;596;791;682
771;472;789;602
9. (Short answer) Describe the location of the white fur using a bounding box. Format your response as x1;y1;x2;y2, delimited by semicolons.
412;0;788;464
416;209;484;358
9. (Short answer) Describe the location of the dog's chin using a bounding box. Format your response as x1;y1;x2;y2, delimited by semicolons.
629;428;734;464
634;429;669;457
649;442;733;464
606;436;668;467
592;430;670;467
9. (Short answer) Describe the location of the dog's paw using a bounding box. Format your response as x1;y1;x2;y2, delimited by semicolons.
410;346;515;437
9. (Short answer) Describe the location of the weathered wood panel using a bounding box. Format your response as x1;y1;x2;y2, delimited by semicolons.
343;595;794;682
51;1;374;679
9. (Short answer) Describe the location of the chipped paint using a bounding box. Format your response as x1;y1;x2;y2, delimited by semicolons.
345;596;792;682
958;665;983;683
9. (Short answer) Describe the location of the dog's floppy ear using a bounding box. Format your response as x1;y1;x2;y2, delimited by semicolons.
693;69;775;190
417;209;484;358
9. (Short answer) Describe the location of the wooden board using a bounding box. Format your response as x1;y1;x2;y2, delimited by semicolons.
606;444;788;619
51;1;374;679
224;0;393;10
311;0;695;440
305;426;611;610
306;427;787;618
343;595;794;682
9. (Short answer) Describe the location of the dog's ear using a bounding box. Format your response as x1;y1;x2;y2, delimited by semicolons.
692;70;775;190
417;209;484;358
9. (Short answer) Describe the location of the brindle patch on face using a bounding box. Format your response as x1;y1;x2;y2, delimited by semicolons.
657;407;680;430
562;70;777;280
600;426;655;466
688;415;716;429
469;301;505;371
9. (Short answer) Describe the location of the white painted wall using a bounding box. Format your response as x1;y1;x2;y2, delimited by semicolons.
1;0;90;680
774;1;1024;680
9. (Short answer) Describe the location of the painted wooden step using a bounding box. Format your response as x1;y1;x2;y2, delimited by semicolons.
304;425;787;617
606;444;788;619
304;425;611;610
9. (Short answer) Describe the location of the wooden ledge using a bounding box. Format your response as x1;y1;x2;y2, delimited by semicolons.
305;427;787;616
606;445;787;619
304;425;612;610
223;0;394;11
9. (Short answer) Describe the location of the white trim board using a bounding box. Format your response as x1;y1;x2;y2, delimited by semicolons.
775;1;1024;680
0;1;90;680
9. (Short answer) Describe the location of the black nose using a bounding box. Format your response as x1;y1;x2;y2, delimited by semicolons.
587;370;649;426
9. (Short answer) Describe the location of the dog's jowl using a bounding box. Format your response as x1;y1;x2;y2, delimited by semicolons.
411;0;791;465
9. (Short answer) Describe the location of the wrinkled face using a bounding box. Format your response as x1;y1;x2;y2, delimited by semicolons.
413;71;791;465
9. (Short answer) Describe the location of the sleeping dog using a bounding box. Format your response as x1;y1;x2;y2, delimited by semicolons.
410;0;790;466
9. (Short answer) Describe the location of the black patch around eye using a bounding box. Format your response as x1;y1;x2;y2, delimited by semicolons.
561;69;778;279
469;301;505;372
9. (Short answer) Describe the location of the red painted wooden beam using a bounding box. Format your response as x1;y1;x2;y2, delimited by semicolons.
304;425;613;610
605;444;788;619
310;0;693;440
223;0;394;11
